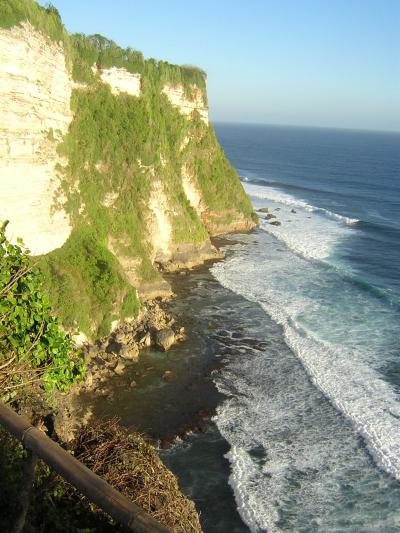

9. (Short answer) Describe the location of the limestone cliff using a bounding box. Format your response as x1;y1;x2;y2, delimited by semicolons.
99;67;141;97
162;83;209;123
0;22;72;254
0;0;256;339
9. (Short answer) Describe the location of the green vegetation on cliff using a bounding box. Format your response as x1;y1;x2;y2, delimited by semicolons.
182;121;254;216
42;76;251;338
41;82;209;337
2;0;256;339
0;0;69;47
39;227;140;338
0;223;84;398
70;33;207;100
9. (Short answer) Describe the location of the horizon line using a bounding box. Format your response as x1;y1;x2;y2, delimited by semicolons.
211;120;400;135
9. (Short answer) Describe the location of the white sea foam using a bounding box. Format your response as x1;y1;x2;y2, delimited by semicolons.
210;229;400;530
312;207;359;225
242;182;356;261
226;445;280;532
244;182;359;224
212;238;400;479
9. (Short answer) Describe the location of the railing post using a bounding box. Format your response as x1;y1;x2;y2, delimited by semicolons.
0;402;171;533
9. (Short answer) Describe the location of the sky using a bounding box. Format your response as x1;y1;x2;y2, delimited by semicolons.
43;0;400;132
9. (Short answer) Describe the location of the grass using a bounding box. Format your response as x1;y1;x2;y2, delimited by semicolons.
182;120;255;217
0;1;65;40
38;227;140;338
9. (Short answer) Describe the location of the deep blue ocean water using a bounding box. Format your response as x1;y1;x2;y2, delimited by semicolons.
164;123;400;532
217;123;400;293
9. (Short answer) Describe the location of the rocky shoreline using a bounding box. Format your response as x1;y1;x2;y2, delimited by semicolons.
52;296;187;442
6;265;215;531
53;241;231;443
12;234;256;532
53;234;255;448
83;299;186;392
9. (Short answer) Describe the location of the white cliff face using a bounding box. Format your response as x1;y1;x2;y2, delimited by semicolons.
148;180;173;263
162;83;209;124
181;164;205;215
99;67;141;97
0;22;72;254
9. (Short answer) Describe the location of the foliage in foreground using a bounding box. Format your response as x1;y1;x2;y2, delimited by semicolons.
0;222;85;397
0;419;202;532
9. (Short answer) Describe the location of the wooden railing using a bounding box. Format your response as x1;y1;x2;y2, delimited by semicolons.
0;402;171;533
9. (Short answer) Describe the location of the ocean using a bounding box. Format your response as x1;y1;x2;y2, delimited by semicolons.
163;123;400;531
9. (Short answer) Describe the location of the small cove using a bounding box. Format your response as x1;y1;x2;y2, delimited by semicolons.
78;256;254;532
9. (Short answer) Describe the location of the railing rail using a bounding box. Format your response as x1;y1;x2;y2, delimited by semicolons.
0;402;171;533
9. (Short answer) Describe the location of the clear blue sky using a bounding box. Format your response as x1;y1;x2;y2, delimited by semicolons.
43;0;399;131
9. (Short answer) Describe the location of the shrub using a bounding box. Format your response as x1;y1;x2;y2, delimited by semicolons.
0;0;69;46
0;222;85;398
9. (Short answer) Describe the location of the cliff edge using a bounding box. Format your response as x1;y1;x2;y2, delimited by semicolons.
0;0;257;339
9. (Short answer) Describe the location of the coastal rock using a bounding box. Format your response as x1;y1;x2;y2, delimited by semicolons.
202;209;257;236
114;360;126;376
98;67;141;97
155;328;176;351
85;371;94;388
95;366;114;380
162;370;177;382
182;164;206;217
270;220;282;226
115;331;130;344
266;213;276;220
145;300;173;332
139;332;152;347
162;82;209;124
291;209;297;213
119;344;139;361
0;13;257;345
258;207;269;213
172;325;186;342
84;344;98;361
